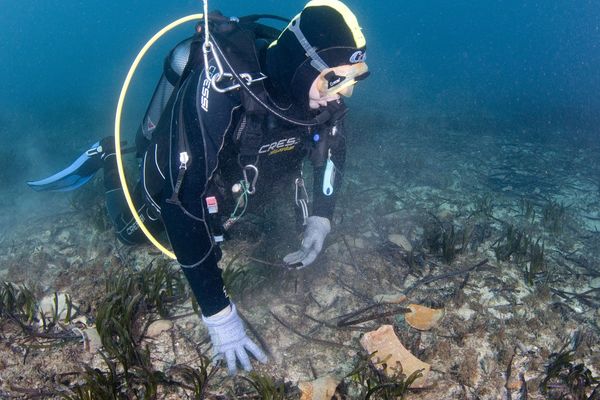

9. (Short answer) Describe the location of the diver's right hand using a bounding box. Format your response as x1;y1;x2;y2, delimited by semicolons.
202;303;268;375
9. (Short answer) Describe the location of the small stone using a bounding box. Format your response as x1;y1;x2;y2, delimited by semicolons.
38;293;74;324
299;375;340;400
353;237;366;249
57;230;71;243
71;315;90;327
373;293;407;304
185;321;197;330
146;320;173;338
387;234;412;251
83;327;102;353
506;377;521;390
437;209;453;220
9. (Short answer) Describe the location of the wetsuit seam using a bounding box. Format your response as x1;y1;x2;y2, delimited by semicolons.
204;105;242;192
154;144;166;179
179;243;215;269
174;74;204;221
197;72;211;204
143;151;162;212
168;81;185;193
146;207;159;221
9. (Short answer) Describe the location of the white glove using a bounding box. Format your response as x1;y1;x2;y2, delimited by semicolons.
202;303;268;375
283;216;331;268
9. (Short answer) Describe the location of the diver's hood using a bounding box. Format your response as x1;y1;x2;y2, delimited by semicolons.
265;0;367;108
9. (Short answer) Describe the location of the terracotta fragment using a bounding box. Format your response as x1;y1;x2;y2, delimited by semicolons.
404;304;445;331
360;325;430;388
298;375;340;400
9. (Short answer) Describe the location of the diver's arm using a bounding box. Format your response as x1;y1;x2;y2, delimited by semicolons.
283;119;345;268
310;118;347;220
161;196;267;373
161;200;231;316
157;59;267;373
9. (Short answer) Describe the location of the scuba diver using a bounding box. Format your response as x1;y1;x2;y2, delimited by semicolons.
28;0;369;374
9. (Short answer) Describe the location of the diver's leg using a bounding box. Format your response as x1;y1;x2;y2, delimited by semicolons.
161;199;229;316
103;153;163;245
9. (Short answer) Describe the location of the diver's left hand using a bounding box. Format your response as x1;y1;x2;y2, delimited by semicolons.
283;216;331;268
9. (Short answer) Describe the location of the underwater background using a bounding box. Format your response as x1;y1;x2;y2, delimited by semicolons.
2;0;599;152
1;0;599;399
1;0;599;186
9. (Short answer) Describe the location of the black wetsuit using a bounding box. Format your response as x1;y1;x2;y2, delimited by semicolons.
104;35;346;316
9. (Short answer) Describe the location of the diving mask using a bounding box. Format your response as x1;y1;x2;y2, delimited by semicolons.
316;62;369;97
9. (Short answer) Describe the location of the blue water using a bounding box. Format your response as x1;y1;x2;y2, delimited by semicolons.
2;1;599;139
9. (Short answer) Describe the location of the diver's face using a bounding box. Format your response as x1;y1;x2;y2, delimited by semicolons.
308;64;364;109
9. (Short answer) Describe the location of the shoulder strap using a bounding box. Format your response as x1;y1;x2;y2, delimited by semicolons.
206;15;273;165
237;14;288;42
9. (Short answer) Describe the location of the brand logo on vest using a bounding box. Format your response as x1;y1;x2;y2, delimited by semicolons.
126;212;145;236
201;65;217;112
349;50;367;63
259;137;301;155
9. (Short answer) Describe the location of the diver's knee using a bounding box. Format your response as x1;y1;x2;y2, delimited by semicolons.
116;221;146;245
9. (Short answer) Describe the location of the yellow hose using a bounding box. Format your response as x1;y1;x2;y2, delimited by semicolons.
114;14;204;260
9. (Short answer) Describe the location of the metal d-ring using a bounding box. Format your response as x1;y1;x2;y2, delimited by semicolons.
242;164;259;195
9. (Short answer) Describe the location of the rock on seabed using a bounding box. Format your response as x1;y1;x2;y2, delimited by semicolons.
146;320;174;338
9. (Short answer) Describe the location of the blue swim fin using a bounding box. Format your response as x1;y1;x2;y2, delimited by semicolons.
27;140;108;192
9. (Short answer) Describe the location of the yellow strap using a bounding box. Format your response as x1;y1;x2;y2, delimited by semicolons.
114;14;204;260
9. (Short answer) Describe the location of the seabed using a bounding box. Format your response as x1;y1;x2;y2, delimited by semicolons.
0;110;599;399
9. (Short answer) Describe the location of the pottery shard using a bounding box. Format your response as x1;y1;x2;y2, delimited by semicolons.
387;234;412;252
405;304;445;331
299;375;340;400
373;293;408;304
360;325;430;388
146;320;173;338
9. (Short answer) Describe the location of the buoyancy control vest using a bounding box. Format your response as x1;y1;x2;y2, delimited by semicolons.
143;12;349;208
141;13;287;209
